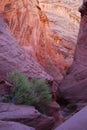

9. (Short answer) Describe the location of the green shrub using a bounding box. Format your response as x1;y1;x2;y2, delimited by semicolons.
7;71;51;110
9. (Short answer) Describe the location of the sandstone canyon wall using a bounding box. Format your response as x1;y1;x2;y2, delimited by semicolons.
0;0;81;82
59;0;87;109
39;0;81;70
0;0;85;129
0;0;63;82
0;0;83;94
0;15;53;82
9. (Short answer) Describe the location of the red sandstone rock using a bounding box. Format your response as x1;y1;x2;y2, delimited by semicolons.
0;0;69;81
59;0;87;109
0;120;35;130
39;0;81;70
0;0;81;82
0;103;55;130
0;0;82;82
0;15;53;82
0;15;61;120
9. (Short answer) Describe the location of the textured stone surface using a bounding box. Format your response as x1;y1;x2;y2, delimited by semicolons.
0;103;55;130
0;0;81;82
39;0;81;70
0;14;62;126
0;0;64;81
59;0;87;109
0;0;82;82
0;15;53;82
0;120;35;130
55;106;87;130
46;101;64;127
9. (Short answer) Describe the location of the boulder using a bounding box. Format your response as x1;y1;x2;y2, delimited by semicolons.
0;120;35;130
55;106;87;130
0;103;55;130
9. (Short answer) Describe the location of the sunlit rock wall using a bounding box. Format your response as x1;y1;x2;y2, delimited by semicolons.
0;0;81;82
39;0;82;69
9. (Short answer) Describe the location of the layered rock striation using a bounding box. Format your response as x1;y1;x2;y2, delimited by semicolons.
59;0;87;109
55;106;87;130
0;103;54;130
0;0;82;82
0;0;64;81
39;0;81;70
0;120;35;130
0;15;53;81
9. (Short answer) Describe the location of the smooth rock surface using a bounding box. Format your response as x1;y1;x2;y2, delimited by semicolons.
55;106;87;130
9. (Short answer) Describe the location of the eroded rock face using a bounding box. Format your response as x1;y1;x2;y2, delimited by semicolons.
0;0;74;82
39;0;81;70
0;15;53;82
0;0;82;82
0;13;63;123
59;0;87;109
0;103;55;130
0;120;35;130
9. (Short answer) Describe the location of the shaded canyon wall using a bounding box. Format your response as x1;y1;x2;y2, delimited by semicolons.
59;0;87;109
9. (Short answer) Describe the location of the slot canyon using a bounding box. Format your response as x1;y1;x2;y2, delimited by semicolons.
1;0;87;130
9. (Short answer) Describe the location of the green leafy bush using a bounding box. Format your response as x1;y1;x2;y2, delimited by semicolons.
7;71;51;110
